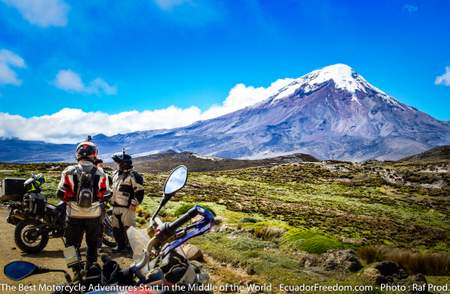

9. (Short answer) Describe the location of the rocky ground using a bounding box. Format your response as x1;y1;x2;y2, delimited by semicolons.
0;207;67;293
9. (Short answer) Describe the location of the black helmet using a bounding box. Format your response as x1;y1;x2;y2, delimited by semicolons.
112;149;132;169
76;137;98;162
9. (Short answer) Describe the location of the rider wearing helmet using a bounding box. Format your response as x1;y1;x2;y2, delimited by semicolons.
110;149;144;253
94;158;113;251
56;137;109;267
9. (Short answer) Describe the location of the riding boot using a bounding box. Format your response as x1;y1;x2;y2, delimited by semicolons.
123;226;132;256
97;224;104;249
112;227;126;253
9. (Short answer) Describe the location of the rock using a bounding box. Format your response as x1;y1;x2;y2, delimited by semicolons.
321;249;363;272
363;260;426;292
299;254;321;268
214;216;224;225
233;203;243;211
228;229;245;240
216;224;234;233
373;261;408;279
361;267;383;284
183;244;204;262
299;249;362;274
246;266;256;275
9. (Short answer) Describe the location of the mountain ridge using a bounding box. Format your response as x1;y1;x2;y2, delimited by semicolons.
1;64;449;162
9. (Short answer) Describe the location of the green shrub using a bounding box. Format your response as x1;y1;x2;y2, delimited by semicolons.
281;228;343;254
173;202;216;217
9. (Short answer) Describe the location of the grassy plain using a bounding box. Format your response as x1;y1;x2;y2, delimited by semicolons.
1;159;449;291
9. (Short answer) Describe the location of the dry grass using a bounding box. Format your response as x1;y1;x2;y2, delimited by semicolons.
358;246;450;275
254;225;286;241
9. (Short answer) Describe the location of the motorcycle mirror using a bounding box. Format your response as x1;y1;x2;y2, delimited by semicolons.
163;165;188;196
152;165;188;221
4;261;38;281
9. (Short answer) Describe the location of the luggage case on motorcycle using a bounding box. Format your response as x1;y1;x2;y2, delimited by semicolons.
1;178;26;201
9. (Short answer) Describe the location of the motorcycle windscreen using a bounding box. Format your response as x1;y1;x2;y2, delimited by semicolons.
126;226;150;261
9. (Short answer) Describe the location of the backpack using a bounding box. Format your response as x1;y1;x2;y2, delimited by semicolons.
76;167;97;208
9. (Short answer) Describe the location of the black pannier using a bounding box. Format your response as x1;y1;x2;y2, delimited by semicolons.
1;178;26;201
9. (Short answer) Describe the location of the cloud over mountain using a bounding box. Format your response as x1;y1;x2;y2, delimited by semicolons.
1;76;294;143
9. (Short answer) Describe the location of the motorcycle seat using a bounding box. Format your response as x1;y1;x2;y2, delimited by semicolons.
46;201;66;210
46;203;55;210
56;201;66;208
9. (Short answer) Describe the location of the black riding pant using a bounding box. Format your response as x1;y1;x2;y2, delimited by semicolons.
65;217;101;264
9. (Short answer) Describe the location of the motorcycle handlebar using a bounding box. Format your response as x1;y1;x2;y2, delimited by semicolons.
167;207;200;232
134;205;214;267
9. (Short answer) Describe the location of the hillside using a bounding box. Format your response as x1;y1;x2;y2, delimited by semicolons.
400;145;450;162
130;150;318;172
0;138;73;163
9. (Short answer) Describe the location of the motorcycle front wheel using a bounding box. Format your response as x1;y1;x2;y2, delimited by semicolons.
14;219;49;253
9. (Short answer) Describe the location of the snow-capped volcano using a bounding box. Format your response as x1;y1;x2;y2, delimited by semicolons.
2;64;450;162
91;63;450;161
271;63;398;106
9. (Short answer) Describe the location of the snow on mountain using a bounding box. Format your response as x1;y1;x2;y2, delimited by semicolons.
2;64;450;162
271;64;399;107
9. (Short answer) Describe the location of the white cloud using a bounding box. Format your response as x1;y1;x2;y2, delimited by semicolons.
0;49;26;86
0;106;202;143
435;66;450;86
54;69;117;95
2;0;69;27
0;77;294;143
403;4;418;14
201;78;294;119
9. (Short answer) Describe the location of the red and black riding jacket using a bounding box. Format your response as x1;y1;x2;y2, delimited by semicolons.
57;164;108;202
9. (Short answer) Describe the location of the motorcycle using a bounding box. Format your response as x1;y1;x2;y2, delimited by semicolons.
4;165;215;293
6;174;116;253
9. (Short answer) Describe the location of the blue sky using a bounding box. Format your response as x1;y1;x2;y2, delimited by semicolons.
0;0;449;142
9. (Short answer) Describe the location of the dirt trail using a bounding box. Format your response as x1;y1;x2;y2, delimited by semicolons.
0;207;252;294
0;207;134;294
0;207;68;293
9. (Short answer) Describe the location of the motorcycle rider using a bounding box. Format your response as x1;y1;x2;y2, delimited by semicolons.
56;137;109;267
110;150;144;253
94;158;112;251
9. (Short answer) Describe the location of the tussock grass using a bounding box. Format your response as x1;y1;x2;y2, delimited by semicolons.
241;221;290;241
254;225;286;240
281;228;343;254
358;246;450;275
